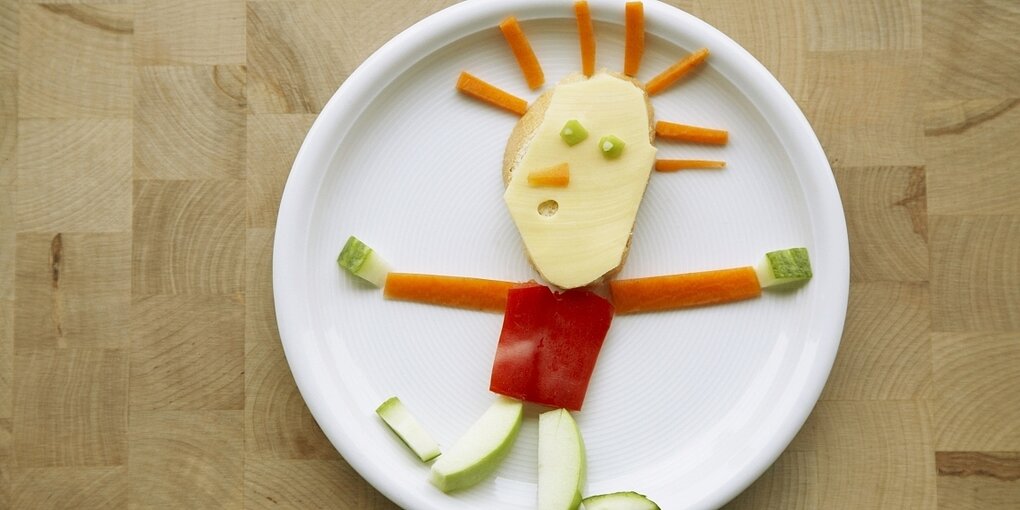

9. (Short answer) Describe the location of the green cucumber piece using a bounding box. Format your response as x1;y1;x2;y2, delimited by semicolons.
581;491;660;510
598;135;625;159
560;120;589;146
337;236;392;287
375;396;441;462
756;247;813;288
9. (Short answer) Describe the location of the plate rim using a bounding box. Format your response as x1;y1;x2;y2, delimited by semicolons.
273;0;850;508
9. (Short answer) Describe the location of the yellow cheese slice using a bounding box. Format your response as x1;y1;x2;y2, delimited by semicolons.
504;73;656;289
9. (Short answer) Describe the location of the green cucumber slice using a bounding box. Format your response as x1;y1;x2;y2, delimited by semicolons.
337;236;392;287
756;247;813;288
581;491;660;510
375;396;441;462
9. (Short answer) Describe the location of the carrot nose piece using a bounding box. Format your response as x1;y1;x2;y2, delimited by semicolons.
526;162;570;187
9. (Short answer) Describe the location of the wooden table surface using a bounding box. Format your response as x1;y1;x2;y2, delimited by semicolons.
2;0;1019;508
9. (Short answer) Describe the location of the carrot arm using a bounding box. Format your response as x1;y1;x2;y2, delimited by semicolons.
456;72;528;115
645;47;709;95
655;159;726;172
499;16;545;90
575;1;596;77
384;273;519;312
655;121;728;144
609;267;761;314
623;2;644;76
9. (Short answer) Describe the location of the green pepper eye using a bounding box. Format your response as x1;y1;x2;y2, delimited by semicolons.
560;120;588;146
599;135;625;159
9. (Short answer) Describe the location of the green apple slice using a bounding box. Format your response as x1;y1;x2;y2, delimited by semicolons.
375;396;441;462
337;235;392;287
430;396;523;492
756;247;813;288
581;491;660;510
539;408;586;510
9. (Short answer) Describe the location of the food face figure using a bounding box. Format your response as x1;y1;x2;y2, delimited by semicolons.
340;2;814;504
504;73;656;289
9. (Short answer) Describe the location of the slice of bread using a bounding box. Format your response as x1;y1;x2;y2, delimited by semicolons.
502;71;656;288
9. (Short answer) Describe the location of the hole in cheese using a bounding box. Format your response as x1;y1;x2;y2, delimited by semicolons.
538;200;559;216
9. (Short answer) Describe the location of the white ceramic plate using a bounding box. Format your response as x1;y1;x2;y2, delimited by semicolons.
273;1;848;508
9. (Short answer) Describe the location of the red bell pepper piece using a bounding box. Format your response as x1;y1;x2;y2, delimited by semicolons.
489;285;614;411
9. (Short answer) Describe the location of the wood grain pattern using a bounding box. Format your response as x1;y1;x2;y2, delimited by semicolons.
245;229;338;461
129;410;243;508
13;348;128;467
18;4;132;118
246;114;315;228
0;418;10;509
800;50;923;167
0;186;12;420
16;119;132;232
130;295;245;411
134;65;247;180
0;2;16;72
135;0;245;66
722;451;817;509
12;466;127;510
930;216;1020;332
925;99;1020;215
14;233;131;350
834;166;928;282
821;282;931;400
245;459;398;510
132;180;245;295
936;452;1020;510
923;0;1020;99
933;332;1020;450
1;0;1018;508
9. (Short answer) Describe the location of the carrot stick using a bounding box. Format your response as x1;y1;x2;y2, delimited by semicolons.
456;72;528;115
528;162;570;187
645;48;709;95
609;267;761;314
655;159;726;172
623;2;644;76
655;121;728;145
499;16;545;90
575;1;596;77
384;273;519;312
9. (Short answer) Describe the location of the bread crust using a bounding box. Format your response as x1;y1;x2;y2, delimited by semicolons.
502;71;656;288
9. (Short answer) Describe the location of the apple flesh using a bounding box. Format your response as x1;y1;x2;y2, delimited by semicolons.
580;491;660;510
539;408;585;510
430;396;523;492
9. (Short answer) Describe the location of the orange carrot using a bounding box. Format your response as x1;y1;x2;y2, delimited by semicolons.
456;72;528;115
575;1;596;77
645;47;709;95
623;2;644;76
655;121;728;145
655;159;726;172
609;267;761;314
499;16;545;90
384;273;519;312
528;162;570;187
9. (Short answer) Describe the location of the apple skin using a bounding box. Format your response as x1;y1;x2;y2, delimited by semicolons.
430;396;524;492
539;408;585;510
